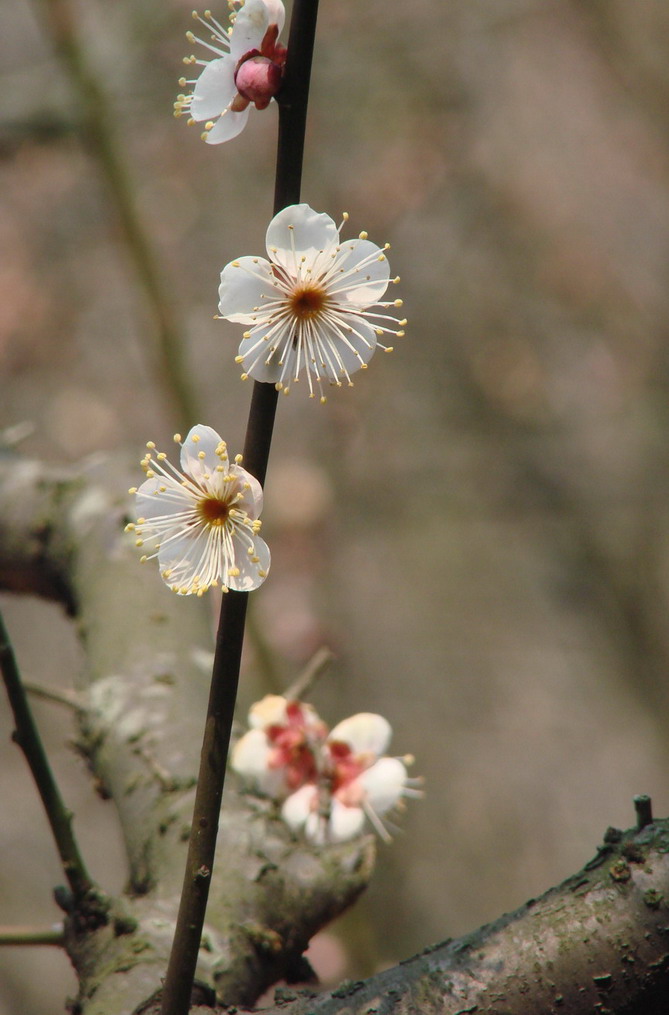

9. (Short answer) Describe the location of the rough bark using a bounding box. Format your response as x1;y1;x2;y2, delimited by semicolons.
0;455;374;1014
2;454;669;1015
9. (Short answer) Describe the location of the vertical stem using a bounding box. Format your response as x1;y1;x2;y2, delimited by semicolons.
159;2;320;1012
0;610;94;901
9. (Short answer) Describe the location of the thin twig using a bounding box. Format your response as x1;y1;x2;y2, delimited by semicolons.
35;0;197;429
0;610;94;901
0;925;65;947
284;646;336;701
24;682;84;713
159;1;321;1010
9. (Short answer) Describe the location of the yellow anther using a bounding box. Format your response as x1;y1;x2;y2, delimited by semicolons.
385;346;394;353
146;441;156;449
359;231;368;240
192;433;200;443
320;395;327;404
240;373;249;380
342;211;349;220
140;555;148;563
198;450;206;459
378;254;387;262
186;30;195;41
135;539;144;547
128;486;137;495
124;522;135;532
235;454;243;464
394;299;403;307
397;330;405;338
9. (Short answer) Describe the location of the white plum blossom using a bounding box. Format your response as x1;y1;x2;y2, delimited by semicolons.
232;697;422;844
175;0;287;145
218;203;407;401
127;424;270;596
231;695;328;798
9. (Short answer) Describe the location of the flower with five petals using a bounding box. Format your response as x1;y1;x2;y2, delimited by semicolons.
127;424;270;596
218;203;407;401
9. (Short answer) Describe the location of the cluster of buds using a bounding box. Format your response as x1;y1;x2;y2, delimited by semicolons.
231;695;422;844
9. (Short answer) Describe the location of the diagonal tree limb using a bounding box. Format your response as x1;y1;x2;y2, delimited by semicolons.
2;455;669;1014
0;454;375;1014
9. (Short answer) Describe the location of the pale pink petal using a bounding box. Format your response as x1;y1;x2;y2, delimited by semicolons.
248;695;289;728
328;713;392;758
324;800;366;843
231;729;288;797
359;757;407;815
281;784;318;831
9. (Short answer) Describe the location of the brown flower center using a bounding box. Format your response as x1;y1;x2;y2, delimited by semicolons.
198;497;230;526
290;284;326;319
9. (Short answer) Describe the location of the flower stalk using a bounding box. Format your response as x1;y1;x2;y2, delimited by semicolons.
158;0;320;1011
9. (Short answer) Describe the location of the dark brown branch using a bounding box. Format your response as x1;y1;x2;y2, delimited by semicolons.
252;816;669;1015
0;609;94;900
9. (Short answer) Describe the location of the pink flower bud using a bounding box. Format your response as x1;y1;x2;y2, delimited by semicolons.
235;55;283;111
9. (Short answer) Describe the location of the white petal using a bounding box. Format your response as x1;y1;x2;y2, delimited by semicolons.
205;106;250;144
190;58;237;122
230;0;272;58
136;475;191;524
231;729;287;797
316;313;378;379
248;695;289;728
228;463;264;517
266;204;339;272
330;238;390;306
281;784;317;831
328;713;392;757
227;531;271;591
323;800;366;843
237;325;293;384
262;0;285;32
359;757;407;815
180;424;226;484
156;527;212;587
218;256;277;323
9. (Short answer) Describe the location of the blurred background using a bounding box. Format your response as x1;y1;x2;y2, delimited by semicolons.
3;0;669;1009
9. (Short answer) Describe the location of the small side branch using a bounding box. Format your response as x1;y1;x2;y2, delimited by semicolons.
0;924;65;947
0;609;94;901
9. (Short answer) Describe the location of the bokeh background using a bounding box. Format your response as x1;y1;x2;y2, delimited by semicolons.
3;0;669;1010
